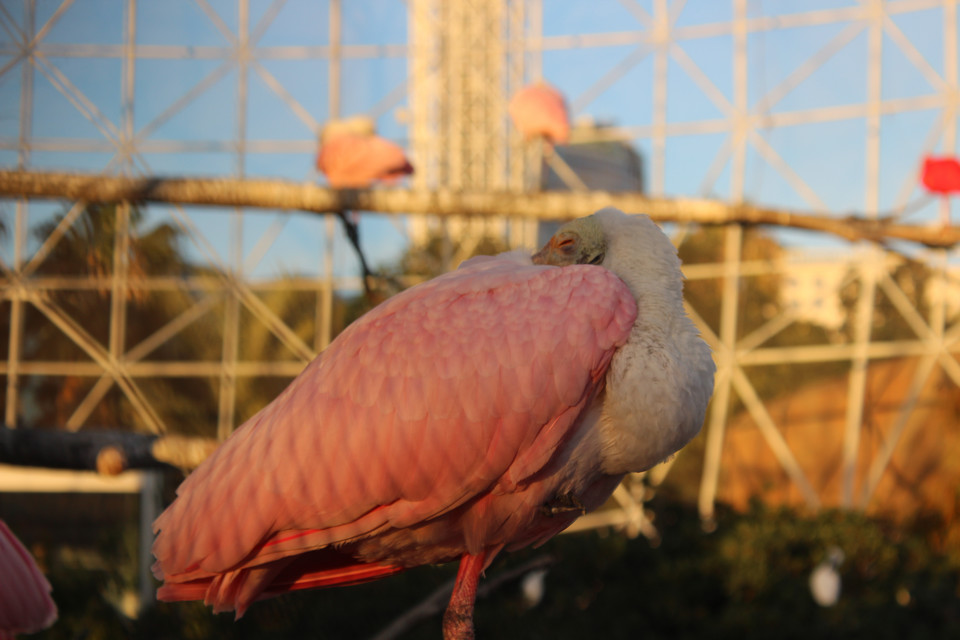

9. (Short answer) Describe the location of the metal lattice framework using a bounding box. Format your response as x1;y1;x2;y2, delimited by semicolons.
1;0;959;546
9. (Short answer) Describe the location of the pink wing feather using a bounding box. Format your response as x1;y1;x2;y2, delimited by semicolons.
152;253;636;613
0;521;57;637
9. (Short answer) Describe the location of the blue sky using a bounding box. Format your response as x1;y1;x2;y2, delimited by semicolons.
0;0;956;278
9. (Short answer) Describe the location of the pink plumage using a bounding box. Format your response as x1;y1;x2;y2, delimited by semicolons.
152;252;636;618
0;521;57;639
316;134;414;188
509;82;571;144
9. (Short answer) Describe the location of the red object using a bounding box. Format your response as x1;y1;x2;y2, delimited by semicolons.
509;82;571;144
921;155;960;194
0;521;57;638
316;134;414;188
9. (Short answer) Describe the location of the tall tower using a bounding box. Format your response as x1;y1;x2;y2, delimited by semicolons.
407;0;535;250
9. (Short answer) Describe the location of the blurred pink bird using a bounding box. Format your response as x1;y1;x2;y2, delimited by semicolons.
315;116;414;298
316;116;414;188
509;82;571;145
152;209;715;639
0;521;57;639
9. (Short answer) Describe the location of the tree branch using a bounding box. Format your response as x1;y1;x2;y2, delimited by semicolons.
0;426;218;475
369;555;556;640
1;170;959;248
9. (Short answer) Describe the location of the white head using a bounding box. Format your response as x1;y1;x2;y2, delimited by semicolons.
534;208;715;474
319;115;377;145
532;207;684;309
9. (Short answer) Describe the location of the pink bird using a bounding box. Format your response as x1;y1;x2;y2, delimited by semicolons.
315;117;414;298
316;117;414;189
0;521;57;639
509;82;571;145
152;208;715;639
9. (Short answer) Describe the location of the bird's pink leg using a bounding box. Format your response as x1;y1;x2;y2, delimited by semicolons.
442;552;488;640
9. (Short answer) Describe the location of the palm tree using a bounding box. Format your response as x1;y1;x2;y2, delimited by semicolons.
13;203;220;433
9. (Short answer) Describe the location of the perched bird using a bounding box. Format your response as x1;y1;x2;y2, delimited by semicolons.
152;208;715;639
315;116;414;298
508;82;571;145
0;521;57;639
316;116;414;189
809;546;845;607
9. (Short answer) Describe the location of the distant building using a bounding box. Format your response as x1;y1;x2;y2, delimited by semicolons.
780;251;853;331
537;121;645;247
780;249;960;331
544;126;645;192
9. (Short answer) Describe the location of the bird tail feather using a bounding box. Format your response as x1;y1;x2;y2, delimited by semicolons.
157;552;405;618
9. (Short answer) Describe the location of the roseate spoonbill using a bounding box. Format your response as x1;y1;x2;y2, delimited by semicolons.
0;521;57;638
152;208;715;639
316;116;414;189
509;82;571;145
316;116;414;298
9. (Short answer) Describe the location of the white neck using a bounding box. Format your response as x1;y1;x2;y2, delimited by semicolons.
592;219;716;475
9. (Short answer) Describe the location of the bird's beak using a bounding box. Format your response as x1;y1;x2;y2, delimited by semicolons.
531;245;551;265
532;233;578;266
531;237;557;265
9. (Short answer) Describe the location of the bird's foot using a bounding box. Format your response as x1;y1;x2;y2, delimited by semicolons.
539;493;586;517
442;605;475;640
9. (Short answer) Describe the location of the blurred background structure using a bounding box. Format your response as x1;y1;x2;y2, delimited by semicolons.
1;1;959;637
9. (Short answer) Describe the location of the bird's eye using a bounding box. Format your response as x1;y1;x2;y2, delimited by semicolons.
588;253;604;265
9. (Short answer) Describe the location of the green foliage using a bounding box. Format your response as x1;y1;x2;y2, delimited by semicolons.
702;504;960;640
422;503;960;640
678;225;778;337
27;502;960;639
677;226;847;416
839;258;935;342
2;204;379;435
390;229;509;280
7;203;221;432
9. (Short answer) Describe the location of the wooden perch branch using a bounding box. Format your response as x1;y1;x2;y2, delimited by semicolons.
1;170;959;248
0;426;218;475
